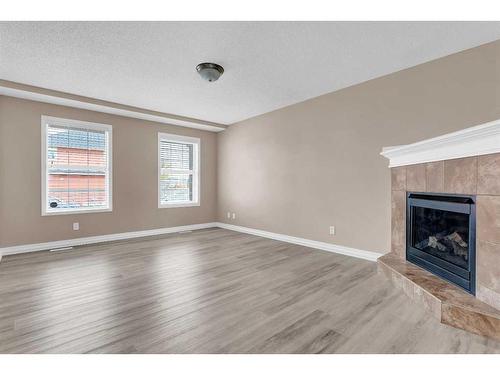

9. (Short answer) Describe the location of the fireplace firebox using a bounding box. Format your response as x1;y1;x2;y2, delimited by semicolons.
406;192;476;294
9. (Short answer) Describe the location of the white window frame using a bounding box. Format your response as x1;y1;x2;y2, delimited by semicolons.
41;115;113;216
158;132;200;209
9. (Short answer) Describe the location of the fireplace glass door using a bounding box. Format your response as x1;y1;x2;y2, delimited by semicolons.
406;193;476;294
411;207;469;270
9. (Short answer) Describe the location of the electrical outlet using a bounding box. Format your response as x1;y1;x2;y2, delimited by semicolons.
232;213;236;220
329;226;335;235
73;222;79;231
227;212;231;219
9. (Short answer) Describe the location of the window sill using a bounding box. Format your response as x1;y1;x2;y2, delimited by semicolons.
158;202;200;209
41;207;113;216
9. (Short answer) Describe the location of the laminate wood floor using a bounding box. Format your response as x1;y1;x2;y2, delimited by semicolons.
1;228;499;354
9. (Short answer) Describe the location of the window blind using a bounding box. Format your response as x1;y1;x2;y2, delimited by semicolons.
159;140;194;204
45;121;111;213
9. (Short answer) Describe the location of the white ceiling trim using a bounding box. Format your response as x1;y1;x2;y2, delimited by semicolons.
0;83;227;133
380;118;500;168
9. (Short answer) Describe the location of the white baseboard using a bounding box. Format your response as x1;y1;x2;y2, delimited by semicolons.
216;222;381;262
0;222;218;257
0;221;382;262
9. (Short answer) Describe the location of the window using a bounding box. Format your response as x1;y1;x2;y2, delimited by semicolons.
158;133;200;208
41;116;112;215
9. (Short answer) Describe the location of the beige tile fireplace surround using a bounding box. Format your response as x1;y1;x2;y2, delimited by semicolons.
379;119;500;339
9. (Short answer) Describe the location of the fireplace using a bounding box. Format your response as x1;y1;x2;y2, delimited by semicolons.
406;192;476;294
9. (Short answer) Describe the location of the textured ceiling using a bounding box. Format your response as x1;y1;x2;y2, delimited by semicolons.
1;21;500;124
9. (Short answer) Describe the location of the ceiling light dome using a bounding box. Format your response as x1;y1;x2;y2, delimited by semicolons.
196;62;224;82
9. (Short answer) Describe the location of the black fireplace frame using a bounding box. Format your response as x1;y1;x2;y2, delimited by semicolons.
406;192;476;295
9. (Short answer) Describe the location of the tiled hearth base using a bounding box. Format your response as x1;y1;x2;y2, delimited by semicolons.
378;253;500;340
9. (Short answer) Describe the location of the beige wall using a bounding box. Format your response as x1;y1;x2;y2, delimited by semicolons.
217;40;500;254
0;96;217;247
1;41;499;252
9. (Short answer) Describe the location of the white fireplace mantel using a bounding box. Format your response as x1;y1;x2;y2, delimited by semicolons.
380;118;500;168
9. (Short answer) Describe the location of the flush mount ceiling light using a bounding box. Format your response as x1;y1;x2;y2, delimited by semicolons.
196;62;224;82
